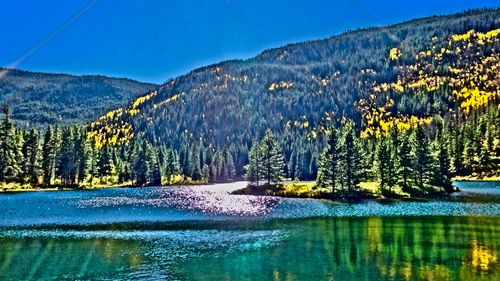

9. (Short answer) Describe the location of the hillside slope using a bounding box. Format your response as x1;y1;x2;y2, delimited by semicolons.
0;69;156;127
89;9;500;174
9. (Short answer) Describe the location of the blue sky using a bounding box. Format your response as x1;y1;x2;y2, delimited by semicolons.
1;0;498;83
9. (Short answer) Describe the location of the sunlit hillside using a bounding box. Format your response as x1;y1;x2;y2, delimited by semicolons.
87;9;499;176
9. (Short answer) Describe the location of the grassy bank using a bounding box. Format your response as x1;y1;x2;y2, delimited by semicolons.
232;181;455;200
0;174;213;193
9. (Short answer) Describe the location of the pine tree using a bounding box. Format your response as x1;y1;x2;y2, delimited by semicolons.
260;129;285;185
377;139;392;192
75;129;89;184
201;164;210;183
340;122;361;193
223;148;236;181
387;127;399;188
190;145;202;181
97;146;113;177
433;132;453;192
42;126;56;186
23;129;40;186
134;142;149;186
398;135;414;192
317;126;340;194
413;125;433;191
0;107;21;182
148;145;162;186
452;127;464;175
245;140;263;185
88;139;98;186
463;127;476;175
165;147;176;184
57;127;77;186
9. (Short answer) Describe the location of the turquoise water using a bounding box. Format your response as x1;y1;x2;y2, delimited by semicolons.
0;181;499;280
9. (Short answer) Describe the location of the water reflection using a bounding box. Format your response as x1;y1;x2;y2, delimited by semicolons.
176;217;500;281
0;216;499;280
0;237;149;280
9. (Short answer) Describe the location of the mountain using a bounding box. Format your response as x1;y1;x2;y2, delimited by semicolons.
0;69;156;127
89;9;500;175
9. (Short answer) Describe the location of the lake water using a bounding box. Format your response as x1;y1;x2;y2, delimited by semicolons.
0;181;499;280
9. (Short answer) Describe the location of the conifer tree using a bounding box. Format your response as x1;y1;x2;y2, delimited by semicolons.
42;126;56;186
398;134;414;192
190;145;202;181
202;164;210;182
317;126;340;194
340;122;361;193
57;127;77;186
165;147;176;184
452;128;464;175
148;145;162;186
75;129;89;184
0;107;21;182
377;139;392;192
433;132;452;192
97;146;113;177
134;142;149;186
22;129;40;185
413;125;433;191
259;129;285;185
245;140;263;185
223;148;236;181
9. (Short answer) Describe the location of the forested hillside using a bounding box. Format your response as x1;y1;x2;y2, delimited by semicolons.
0;69;155;127
1;9;498;193
88;9;500;178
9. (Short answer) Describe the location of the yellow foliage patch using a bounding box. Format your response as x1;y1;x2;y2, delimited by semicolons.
389;48;401;61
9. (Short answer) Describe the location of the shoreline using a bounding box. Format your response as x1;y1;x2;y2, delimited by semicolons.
0;181;248;193
230;181;463;201
0;178;497;194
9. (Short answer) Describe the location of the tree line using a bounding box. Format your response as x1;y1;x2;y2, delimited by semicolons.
0;106;238;188
0;102;498;194
245;104;499;197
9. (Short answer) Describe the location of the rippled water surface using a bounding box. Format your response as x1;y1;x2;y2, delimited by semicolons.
0;181;499;280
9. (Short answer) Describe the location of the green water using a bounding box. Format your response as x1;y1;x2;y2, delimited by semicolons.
0;181;499;280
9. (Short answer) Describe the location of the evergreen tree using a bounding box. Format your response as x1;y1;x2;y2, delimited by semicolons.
223;148;236;181
433;132;453;192
245;140;263;185
317;126;340;194
42;126;56;186
452;127;464;175
377;139;392;192
134;142;149;186
201;164;210;182
398;134;414;192
0;107;21;182
75;129;89;184
23;129;40;185
190;145;202;181
340;122;361;193
148;145;162;186
413;125;433;191
57;128;77;186
387;127;399;188
165;147;176;184
259;129;285;185
97;146;114;177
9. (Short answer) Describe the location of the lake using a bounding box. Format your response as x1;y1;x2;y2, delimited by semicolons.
0;181;499;280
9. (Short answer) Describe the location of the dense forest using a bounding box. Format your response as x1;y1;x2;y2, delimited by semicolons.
0;9;499;195
0;102;497;196
0;68;155;128
87;9;500;177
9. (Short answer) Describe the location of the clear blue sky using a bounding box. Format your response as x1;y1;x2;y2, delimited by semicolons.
1;0;498;84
